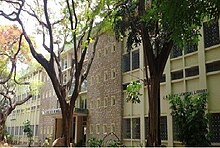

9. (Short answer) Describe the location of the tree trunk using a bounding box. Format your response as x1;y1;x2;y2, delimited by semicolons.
147;75;161;146
61;105;73;147
0;115;6;142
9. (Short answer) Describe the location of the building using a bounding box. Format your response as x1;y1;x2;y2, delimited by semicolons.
5;66;42;145
86;19;220;146
6;19;220;146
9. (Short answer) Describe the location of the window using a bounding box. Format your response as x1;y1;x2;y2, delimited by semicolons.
160;116;168;140
145;116;168;140
132;118;140;139
170;45;182;58
35;125;39;136
61;58;68;70
206;61;220;73
103;124;108;134
160;74;166;83
111;123;116;133
104;48;109;56
173;118;180;141
123;119;131;139
111;96;116;106
171;70;183;80
96;124;101;134
112;45;116;52
132;50;140;70
111;69;116;79
122;54;130;72
104;71;108;81
104;97;108;107
15;126;19;135
122;50;140;72
203;20;220;48
145;117;149;139
185;66;199;77
96;74;101;83
210;113;220;143
98;50;102;58
90;124;94;134
97;99;101;108
185;44;198;54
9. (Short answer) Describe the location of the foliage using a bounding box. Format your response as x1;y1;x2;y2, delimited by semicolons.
126;81;142;103
168;93;210;146
23;120;33;147
113;0;220;51
0;25;31;63
87;137;103;147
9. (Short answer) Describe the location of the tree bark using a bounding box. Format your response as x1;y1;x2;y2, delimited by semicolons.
61;104;74;147
147;75;160;146
0;119;6;142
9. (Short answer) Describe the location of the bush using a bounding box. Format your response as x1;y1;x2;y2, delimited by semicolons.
168;93;210;146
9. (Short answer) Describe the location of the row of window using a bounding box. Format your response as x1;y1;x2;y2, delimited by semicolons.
171;20;220;59
171;60;220;81
123;117;167;140
90;96;116;109
97;45;116;59
90;69;117;85
7;125;38;136
90;123;116;134
122;113;220;142
173;113;220;143
122;61;219;85
170;44;198;58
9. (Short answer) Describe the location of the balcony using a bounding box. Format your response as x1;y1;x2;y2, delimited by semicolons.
42;107;88;117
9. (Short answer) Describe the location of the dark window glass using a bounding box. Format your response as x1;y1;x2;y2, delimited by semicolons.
145;117;149;139
15;126;19;135
173;118;180;141
145;116;167;140
122;54;130;72
132;50;140;70
171;70;183;80
132;118;140;139
160;116;168;140
19;126;23;135
11;127;14;135
160;74;166;83
123;119;131;139
210;113;220;143
35;125;38;136
185;66;199;77
170;45;182;58
203;20;220;48
185;44;198;54
206;61;220;73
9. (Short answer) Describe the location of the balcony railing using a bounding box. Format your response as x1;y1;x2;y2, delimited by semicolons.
43;107;88;116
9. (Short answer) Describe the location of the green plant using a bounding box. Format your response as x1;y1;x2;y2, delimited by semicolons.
168;93;210;146
126;81;142;103
87;137;103;147
23;120;33;147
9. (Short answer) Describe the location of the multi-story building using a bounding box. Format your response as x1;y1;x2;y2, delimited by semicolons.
6;19;220;146
86;19;220;147
5;66;42;145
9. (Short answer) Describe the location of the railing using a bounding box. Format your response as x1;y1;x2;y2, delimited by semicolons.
43;107;88;115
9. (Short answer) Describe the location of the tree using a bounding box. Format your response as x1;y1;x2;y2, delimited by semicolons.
0;25;30;84
0;25;33;142
168;93;210;146
23;120;33;147
113;0;219;146
0;0;112;146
